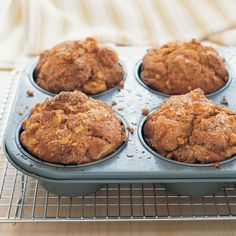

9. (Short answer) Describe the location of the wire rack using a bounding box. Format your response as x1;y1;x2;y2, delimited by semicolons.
1;67;236;222
1;158;236;222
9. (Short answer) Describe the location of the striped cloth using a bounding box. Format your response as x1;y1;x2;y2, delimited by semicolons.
1;0;236;69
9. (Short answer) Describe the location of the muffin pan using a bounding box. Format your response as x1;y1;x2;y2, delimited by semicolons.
3;46;236;197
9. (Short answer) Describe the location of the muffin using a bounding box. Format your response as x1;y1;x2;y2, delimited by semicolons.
35;37;125;95
20;91;127;165
141;39;228;95
143;89;236;164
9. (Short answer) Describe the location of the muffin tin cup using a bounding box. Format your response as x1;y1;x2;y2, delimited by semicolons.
5;114;128;197
40;181;104;197
30;58;127;99
3;145;104;197
135;60;233;98
161;182;224;196
138;113;234;195
16;114;129;168
138;113;236;168
4;46;236;197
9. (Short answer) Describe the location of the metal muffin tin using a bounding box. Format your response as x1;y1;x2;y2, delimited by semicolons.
3;46;236;197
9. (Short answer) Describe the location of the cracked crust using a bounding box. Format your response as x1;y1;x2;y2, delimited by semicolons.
35;37;125;95
141;39;228;95
20;91;127;165
143;89;236;164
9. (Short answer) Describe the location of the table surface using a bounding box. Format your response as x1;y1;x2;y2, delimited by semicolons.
1;221;236;236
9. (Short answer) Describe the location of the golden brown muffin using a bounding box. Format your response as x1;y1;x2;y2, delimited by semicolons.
143;89;236;164
141;39;228;95
35;37;124;95
20;91;127;165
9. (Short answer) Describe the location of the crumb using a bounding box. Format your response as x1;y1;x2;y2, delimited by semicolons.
212;162;220;168
127;127;134;134
142;151;145;154
25;105;29;109
131;121;137;125
117;80;125;91
111;100;117;106
142;107;149;115
26;90;34;97
117;105;124;111
127;154;134;158
220;96;228;105
18;109;24;115
147;156;151;159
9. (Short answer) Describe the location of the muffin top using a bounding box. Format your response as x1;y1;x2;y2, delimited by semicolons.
141;39;228;95
35;37;124;95
20;91;127;165
143;89;236;164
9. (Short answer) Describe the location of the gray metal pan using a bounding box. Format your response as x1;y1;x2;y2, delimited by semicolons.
3;46;236;196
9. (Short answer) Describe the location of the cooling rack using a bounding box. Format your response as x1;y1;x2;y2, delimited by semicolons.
1;48;236;222
1;161;236;222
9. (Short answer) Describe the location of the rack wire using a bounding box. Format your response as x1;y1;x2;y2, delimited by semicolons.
1;157;236;222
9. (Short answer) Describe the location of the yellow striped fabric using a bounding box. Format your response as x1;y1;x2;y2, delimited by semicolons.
1;0;236;69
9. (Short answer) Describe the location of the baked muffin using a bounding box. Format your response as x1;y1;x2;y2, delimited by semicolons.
141;39;228;95
143;89;236;164
35;37;124;95
20;91;127;165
